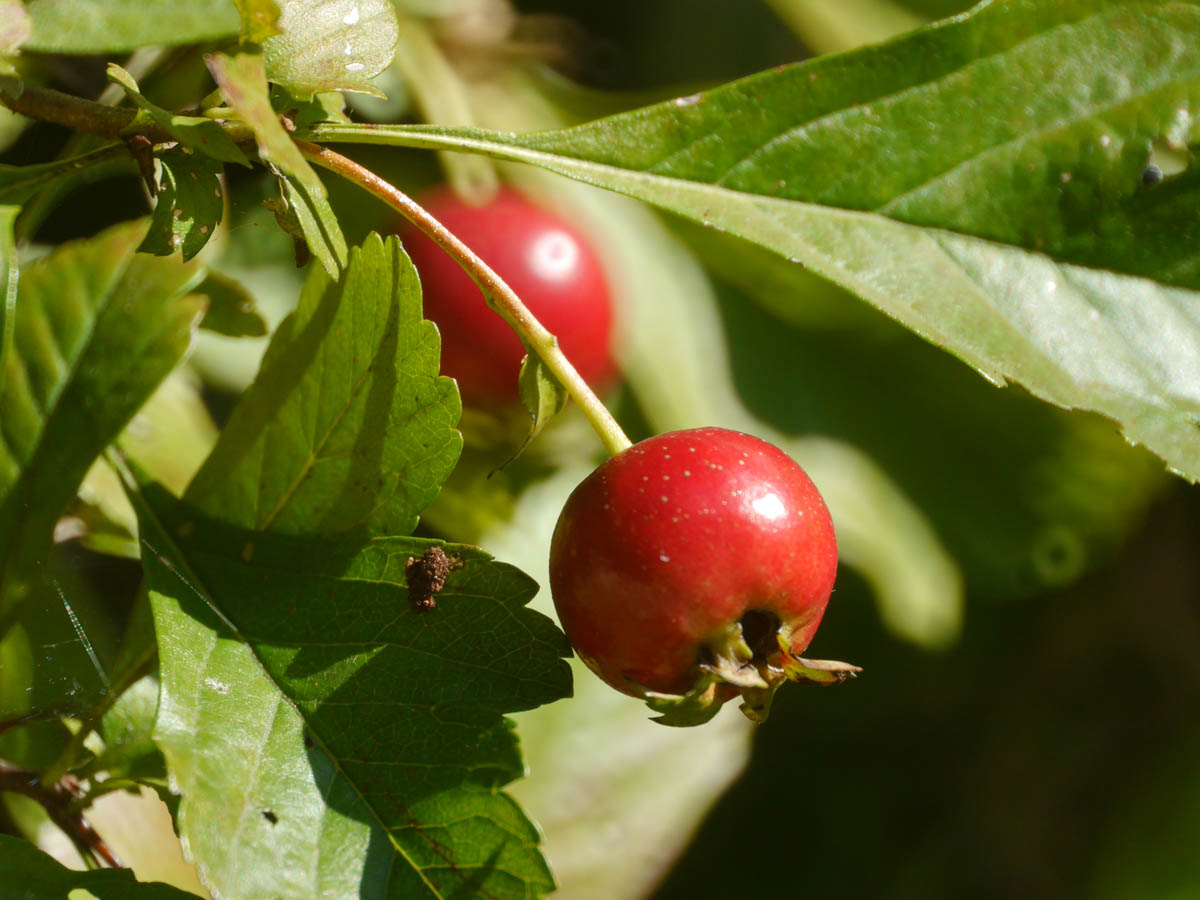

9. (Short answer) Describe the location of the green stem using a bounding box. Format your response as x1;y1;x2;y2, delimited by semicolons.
296;140;633;457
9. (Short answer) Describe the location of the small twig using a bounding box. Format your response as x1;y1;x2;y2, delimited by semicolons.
296;140;633;457
0;760;121;867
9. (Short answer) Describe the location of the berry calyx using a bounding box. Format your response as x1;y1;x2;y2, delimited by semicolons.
400;187;617;410
549;427;858;726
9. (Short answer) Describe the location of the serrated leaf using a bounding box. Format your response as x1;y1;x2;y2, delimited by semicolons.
186;234;460;536
23;0;240;53
0;834;197;898
207;51;347;277
136;492;568;900
263;0;399;99
235;0;282;43
140;148;225;262
0;221;204;622
107;64;250;166
132;235;567;898
307;0;1200;480
195;271;269;336
0;145;133;206
517;349;568;446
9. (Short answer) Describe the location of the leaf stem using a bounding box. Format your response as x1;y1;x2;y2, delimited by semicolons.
296;140;633;457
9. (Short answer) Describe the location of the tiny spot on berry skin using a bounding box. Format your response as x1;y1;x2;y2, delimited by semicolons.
689;446;696;452
663;475;670;480
684;470;691;476
659;553;670;562
660;495;669;502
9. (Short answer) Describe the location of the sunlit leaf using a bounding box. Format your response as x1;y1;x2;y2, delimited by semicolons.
207;51;347;277
305;0;1200;480
24;0;240;53
0;221;204;622
263;0;399;99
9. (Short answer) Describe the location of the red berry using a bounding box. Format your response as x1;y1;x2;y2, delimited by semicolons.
549;427;856;726
400;187;616;409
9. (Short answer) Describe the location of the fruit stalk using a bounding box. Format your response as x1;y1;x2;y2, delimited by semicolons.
297;141;632;457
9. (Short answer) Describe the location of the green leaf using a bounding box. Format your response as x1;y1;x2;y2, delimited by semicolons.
0;205;15;387
23;0;240;53
263;0;399;99
131;235;567;897
0;834;196;898
235;0;282;43
195;271;269;336
517;348;568;447
137;491;568;900
107;64;251;166
186;234;460;537
0;145;133;206
208;51;347;278
0;221;204;623
139;148;225;262
306;0;1200;481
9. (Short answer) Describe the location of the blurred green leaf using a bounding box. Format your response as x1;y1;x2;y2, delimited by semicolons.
207;51;347;278
185;234;460;536
0;0;29;76
0;146;132;207
23;0;240;53
93;674;164;783
140;149;225;262
263;0;399;99
0;221;204;624
107;64;251;167
195;271;269;337
0;205;15;380
0;834;197;898
308;0;1200;480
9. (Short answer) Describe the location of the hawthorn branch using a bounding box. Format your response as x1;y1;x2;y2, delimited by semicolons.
0;83;163;141
0;759;121;868
296;140;633;457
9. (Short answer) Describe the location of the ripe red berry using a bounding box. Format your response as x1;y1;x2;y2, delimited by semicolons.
400;187;616;409
549;427;857;726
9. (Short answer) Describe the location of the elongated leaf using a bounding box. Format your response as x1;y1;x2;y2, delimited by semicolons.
517;349;568;446
0;834;196;899
0;205;15;387
0;145;133;206
305;0;1200;480
186;234;460;536
0;221;204;621
264;0;399;99
140;148;225;261
24;0;240;52
207;51;347;277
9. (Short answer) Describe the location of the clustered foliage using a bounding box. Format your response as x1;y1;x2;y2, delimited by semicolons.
0;0;1196;898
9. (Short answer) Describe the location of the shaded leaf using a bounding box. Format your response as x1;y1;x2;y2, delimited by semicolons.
23;0;240;53
306;0;1200;480
0;205;15;387
185;234;460;537
0;834;196;898
0;145;133;206
107;64;250;166
138;489;568;900
0;221;204;622
140;148;224;262
263;0;399;99
208;51;347;277
195;271;269;336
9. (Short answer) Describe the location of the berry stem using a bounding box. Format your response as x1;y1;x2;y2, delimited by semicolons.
297;141;633;457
